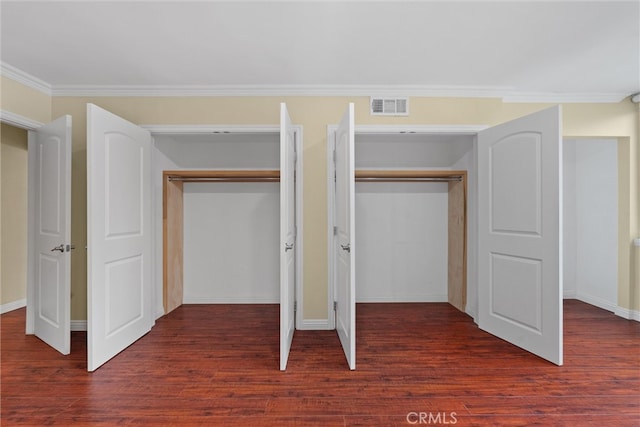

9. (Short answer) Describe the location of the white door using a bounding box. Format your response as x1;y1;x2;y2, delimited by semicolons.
477;106;563;365
27;115;72;355
280;103;296;370
335;103;356;370
87;104;154;372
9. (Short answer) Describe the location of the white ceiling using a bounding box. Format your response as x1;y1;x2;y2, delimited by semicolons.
1;1;639;100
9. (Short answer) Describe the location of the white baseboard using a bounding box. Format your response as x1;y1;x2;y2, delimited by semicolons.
614;307;640;322
575;293;617;314
570;294;639;322
0;299;26;314
71;320;87;331
563;290;577;299
299;319;332;330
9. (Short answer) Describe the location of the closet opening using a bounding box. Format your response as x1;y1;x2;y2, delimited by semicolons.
151;129;300;321
327;128;477;328
354;169;468;311
163;169;281;313
352;133;475;313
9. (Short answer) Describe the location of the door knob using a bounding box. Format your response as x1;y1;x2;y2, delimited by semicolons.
285;243;294;252
340;244;351;253
51;245;65;253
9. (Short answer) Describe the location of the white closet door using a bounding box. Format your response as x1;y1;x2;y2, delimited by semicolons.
335;103;356;370
478;106;563;365
27;115;72;355
280;103;296;370
87;104;154;372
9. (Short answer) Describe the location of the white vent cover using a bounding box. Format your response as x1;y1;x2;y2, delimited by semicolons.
370;97;409;116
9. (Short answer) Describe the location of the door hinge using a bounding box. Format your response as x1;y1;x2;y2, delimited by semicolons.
333;226;337;236
333;149;337;163
294;301;297;312
333;301;337;311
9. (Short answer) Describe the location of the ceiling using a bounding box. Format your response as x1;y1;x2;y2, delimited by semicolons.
1;1;639;101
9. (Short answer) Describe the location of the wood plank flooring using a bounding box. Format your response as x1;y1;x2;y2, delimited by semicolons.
2;300;639;426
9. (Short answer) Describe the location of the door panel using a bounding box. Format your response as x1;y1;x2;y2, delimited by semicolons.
28;115;72;355
335;103;356;370
87;104;153;372
280;103;296;370
478;106;562;365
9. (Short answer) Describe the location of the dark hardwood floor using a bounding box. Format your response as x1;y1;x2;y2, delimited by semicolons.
2;300;639;426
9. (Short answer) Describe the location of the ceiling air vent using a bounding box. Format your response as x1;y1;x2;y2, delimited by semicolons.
370;97;409;116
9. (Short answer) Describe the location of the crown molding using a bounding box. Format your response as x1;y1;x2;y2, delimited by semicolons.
502;92;629;103
0;62;52;96
0;63;631;103
51;84;515;98
50;85;634;103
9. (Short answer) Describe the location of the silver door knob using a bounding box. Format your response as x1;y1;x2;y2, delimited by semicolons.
51;245;64;252
340;244;351;253
285;243;294;251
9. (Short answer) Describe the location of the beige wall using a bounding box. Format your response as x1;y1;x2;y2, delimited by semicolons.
1;123;28;305
1;76;51;124
0;76;638;319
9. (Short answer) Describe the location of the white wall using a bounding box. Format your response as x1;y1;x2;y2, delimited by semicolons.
153;133;279;169
183;182;280;303
355;182;449;302
563;141;578;297
563;139;618;311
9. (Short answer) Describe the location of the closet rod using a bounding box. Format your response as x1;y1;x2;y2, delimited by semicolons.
164;169;280;183
168;176;280;182
356;176;462;182
355;170;466;181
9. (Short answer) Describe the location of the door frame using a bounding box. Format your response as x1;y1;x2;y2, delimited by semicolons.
326;124;486;328
0;110;45;326
141;124;304;328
